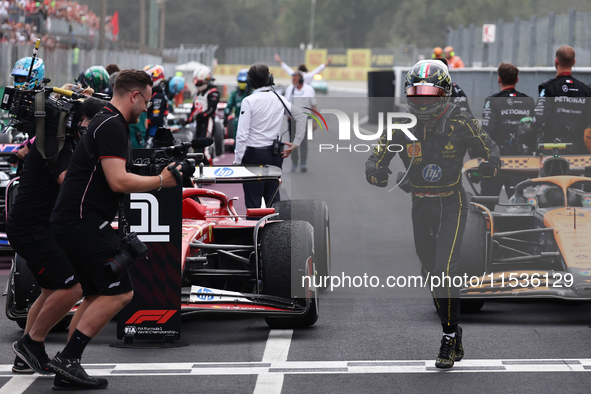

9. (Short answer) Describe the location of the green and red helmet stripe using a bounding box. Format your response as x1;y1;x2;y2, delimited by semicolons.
419;62;431;78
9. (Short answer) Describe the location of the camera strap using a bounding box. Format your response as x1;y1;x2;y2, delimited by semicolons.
118;200;130;236
35;91;67;163
271;89;294;142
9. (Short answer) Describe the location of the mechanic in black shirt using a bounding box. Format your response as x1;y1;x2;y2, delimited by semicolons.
9;88;106;377
434;58;472;115
522;45;591;154
480;63;535;206
46;70;180;390
365;60;500;369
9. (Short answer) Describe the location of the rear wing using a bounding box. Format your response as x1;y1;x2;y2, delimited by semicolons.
193;165;282;184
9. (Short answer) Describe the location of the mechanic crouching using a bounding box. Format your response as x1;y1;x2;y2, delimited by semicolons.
365;60;500;369
46;70;182;390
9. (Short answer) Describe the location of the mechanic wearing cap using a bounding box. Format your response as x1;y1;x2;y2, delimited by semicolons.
275;53;332;85
224;68;251;140
444;46;465;69
45;70;181;390
8;82;105;379
521;45;591;154
233;63;307;208
480;63;535;207
365;60;500;369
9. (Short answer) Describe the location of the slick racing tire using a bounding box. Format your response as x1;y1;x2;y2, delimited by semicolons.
213;121;224;156
6;254;40;326
273;200;331;290
261;220;318;329
458;206;488;278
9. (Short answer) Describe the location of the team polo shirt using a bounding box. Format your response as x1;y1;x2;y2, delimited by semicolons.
51;103;130;223
8;140;74;232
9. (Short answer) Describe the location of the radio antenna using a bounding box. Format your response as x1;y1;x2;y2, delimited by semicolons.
24;39;41;89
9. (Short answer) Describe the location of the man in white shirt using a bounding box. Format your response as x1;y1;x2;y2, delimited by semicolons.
234;63;307;208
275;54;332;85
284;71;317;172
0;1;9;17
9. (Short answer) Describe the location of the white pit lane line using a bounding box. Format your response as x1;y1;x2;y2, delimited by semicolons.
0;375;39;394
253;329;294;394
1;357;590;393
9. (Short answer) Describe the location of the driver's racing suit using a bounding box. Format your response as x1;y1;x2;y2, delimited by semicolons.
365;105;500;333
186;83;220;140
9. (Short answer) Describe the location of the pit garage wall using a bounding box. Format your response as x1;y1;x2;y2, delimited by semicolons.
393;67;591;118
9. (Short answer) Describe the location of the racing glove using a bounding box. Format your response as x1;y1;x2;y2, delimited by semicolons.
366;166;392;188
517;117;534;141
223;114;229;127
478;161;497;178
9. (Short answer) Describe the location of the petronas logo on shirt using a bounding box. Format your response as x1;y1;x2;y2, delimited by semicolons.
444;142;454;150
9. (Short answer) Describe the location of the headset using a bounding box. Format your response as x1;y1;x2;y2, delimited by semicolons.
295;71;304;85
247;68;274;89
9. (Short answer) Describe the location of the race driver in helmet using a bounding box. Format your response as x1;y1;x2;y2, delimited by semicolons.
76;66;110;93
186;66;219;144
224;68;251;140
12;56;46;89
365;59;500;369
143;64;169;148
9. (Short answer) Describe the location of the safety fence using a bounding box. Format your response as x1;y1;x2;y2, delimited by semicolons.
0;42;161;88
447;9;591;67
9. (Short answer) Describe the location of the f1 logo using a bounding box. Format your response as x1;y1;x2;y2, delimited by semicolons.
125;310;177;324
130;193;170;242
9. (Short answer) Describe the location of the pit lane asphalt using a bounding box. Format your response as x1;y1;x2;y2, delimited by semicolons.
2;91;591;393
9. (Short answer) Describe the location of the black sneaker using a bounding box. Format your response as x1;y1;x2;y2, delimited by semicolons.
12;337;52;374
53;374;108;391
435;335;456;369
455;325;464;361
12;355;34;374
49;352;108;390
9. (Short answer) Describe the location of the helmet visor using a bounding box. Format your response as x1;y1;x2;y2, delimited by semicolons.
406;85;447;105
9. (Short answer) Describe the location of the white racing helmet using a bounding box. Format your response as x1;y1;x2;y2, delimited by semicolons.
193;66;212;92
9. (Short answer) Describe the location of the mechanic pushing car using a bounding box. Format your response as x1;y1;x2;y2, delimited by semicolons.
365;59;500;369
186;66;219;150
520;45;591;154
44;70;182;390
224;68;251;140
480;62;535;209
143;64;169;148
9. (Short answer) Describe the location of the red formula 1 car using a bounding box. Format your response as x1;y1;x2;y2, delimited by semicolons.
458;144;591;312
5;164;331;330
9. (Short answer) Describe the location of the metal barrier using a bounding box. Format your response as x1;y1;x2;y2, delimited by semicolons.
0;43;161;88
447;9;591;67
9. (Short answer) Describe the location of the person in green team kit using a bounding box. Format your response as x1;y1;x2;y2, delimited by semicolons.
224;68;251;140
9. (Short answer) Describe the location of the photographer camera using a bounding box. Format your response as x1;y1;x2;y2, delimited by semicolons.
48;69;182;391
8;74;107;379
